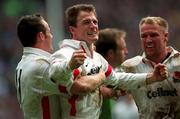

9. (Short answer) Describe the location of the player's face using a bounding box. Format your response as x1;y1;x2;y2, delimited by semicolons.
140;23;168;59
70;11;99;45
42;20;53;53
115;37;128;65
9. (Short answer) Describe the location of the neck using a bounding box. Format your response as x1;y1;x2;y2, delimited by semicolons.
88;43;94;58
147;49;168;64
33;44;51;53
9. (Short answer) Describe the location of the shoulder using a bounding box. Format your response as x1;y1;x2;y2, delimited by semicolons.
121;56;143;68
30;57;50;74
52;47;75;59
94;52;102;58
94;51;108;64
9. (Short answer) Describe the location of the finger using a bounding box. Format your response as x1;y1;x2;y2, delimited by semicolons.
160;70;168;79
159;67;167;73
74;49;85;53
73;52;87;59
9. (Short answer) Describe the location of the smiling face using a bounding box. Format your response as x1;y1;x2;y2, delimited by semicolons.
140;23;168;61
70;11;99;45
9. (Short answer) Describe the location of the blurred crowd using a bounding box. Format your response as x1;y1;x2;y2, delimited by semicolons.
0;0;179;118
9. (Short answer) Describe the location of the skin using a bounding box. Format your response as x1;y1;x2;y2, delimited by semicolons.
114;36;128;67
140;23;169;63
69;11;99;56
105;36;128;68
34;19;53;53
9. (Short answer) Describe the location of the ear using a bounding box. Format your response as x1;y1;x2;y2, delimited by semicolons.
69;26;75;37
164;32;169;42
107;49;115;59
37;32;45;42
69;26;74;33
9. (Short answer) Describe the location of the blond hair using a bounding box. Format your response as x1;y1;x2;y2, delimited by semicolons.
139;16;168;32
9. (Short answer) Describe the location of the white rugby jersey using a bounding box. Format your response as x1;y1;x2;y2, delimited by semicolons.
50;39;149;119
121;47;180;119
16;47;62;119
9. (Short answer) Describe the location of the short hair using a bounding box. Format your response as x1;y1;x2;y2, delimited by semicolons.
65;4;97;27
95;28;126;57
17;14;46;47
139;16;168;32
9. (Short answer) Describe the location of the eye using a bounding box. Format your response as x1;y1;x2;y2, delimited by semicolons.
149;33;159;37
82;20;91;25
141;34;147;38
141;32;159;39
93;20;98;25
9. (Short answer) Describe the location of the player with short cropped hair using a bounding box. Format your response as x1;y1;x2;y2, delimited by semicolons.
50;4;168;119
121;16;180;119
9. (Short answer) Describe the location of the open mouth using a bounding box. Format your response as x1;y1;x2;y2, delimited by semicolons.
87;31;97;36
146;45;153;48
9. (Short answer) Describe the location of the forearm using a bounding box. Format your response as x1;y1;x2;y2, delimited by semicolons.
70;73;105;95
104;72;147;90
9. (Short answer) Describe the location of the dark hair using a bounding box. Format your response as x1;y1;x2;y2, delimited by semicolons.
95;28;126;57
65;4;97;27
17;14;46;47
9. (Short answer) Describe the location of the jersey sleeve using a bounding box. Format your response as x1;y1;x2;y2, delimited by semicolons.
172;54;180;71
98;54;147;91
106;71;147;91
49;50;74;95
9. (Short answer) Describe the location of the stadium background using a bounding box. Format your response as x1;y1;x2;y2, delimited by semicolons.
0;0;179;118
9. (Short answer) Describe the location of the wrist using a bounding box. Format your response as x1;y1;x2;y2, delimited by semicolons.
146;73;156;84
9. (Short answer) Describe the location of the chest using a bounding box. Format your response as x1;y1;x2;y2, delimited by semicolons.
80;56;102;75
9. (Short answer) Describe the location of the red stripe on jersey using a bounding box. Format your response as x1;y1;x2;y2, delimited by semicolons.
73;69;80;80
67;69;80;116
68;95;78;116
42;96;51;119
58;85;68;93
58;69;80;94
105;64;113;77
174;71;180;78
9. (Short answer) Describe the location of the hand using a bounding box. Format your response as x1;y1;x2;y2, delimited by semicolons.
154;63;168;80
100;86;115;98
98;68;106;81
146;63;168;84
69;49;87;70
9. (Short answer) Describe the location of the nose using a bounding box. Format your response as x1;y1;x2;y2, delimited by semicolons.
125;48;128;54
146;35;153;42
51;33;53;39
90;20;98;27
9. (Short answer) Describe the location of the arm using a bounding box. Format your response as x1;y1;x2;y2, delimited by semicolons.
50;49;86;83
70;69;105;95
103;63;168;90
100;86;116;98
146;63;168;84
99;64;168;98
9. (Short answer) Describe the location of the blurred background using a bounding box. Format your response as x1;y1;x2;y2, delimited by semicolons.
0;0;180;118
